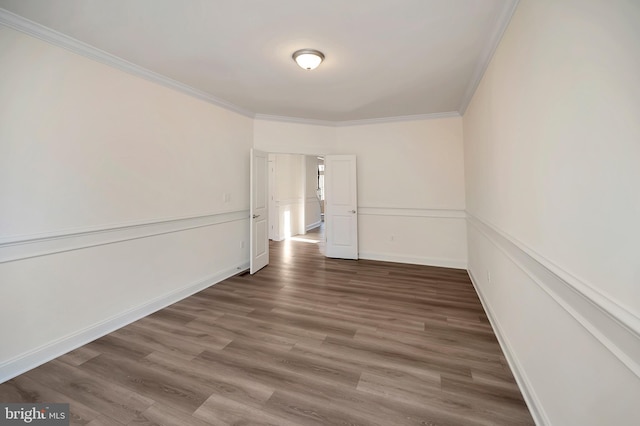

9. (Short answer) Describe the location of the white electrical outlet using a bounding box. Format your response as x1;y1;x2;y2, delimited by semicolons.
223;193;231;203
240;241;245;248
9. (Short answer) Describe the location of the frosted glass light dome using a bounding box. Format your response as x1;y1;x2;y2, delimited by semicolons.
292;49;325;70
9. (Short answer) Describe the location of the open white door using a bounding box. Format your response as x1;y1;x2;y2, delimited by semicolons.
325;155;358;259
250;149;269;274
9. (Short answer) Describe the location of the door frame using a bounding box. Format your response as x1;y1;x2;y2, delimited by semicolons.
253;151;357;259
250;149;269;274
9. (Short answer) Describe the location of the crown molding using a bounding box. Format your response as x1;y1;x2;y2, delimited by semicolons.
255;111;461;127
458;0;520;115
335;112;461;127
2;6;493;125
254;114;336;127
0;8;255;118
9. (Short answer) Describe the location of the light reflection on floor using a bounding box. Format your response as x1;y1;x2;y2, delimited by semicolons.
289;236;321;243
278;223;325;260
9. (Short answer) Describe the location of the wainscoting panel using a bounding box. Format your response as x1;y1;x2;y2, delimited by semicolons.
0;213;250;383
467;214;640;378
467;215;640;426
272;198;305;241
358;207;467;269
304;196;322;232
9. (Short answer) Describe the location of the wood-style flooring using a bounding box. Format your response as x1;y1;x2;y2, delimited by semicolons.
0;227;534;425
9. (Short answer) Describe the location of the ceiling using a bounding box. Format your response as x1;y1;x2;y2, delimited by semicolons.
0;0;517;122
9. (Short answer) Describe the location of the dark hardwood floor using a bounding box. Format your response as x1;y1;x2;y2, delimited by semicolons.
0;227;534;425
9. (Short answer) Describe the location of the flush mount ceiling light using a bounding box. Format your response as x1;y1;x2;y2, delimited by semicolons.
292;49;325;70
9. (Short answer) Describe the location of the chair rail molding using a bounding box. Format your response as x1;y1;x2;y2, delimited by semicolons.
358;207;466;219
467;213;640;379
0;210;249;264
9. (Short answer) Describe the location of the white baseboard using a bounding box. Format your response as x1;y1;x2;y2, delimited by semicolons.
468;270;549;426
467;214;640;378
0;261;249;383
306;221;322;232
358;251;466;270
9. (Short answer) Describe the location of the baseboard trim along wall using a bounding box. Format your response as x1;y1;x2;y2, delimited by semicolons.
467;214;640;379
468;270;549;426
0;210;249;264
359;252;466;270
0;260;249;383
358;207;466;219
306;221;322;232
357;207;467;269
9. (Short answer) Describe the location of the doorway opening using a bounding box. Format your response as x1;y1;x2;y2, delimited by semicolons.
251;151;358;274
267;154;325;244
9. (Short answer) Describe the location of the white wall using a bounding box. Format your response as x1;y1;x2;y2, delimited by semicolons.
463;1;640;424
254;117;467;268
337;119;466;268
0;27;253;381
253;120;337;155
268;153;321;240
269;153;305;240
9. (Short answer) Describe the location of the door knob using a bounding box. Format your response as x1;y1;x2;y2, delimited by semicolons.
253;214;260;219
349;210;356;214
